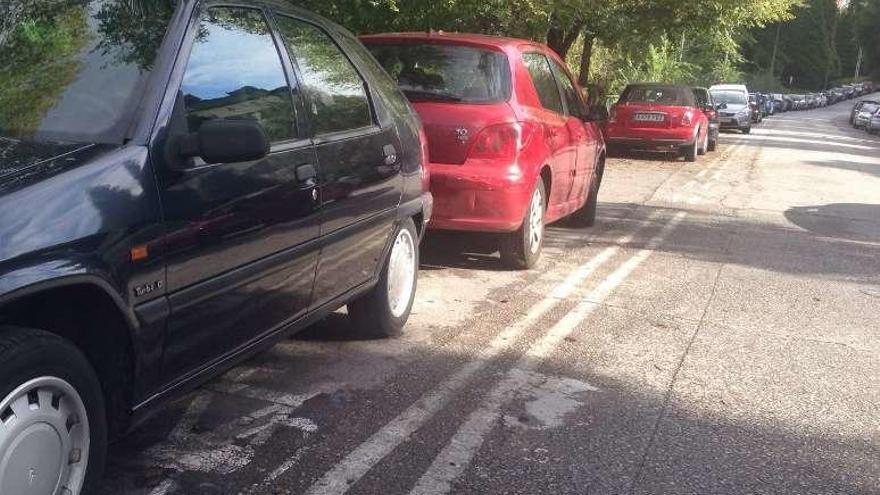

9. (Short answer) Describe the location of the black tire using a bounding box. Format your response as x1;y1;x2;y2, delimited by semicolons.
571;166;601;228
0;327;107;495
500;180;545;269
707;136;718;152
348;218;419;338
682;134;698;162
741;125;751;135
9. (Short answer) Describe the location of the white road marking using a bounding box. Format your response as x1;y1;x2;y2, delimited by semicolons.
302;211;666;495
147;479;177;495
409;212;686;495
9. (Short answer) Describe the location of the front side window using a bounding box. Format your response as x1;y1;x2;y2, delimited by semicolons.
549;59;585;118
180;7;295;143
523;53;564;115
275;17;372;135
0;0;179;144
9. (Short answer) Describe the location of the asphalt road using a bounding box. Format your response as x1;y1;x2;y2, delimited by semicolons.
99;100;880;495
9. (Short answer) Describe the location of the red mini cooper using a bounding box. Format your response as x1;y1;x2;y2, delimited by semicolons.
605;83;710;161
363;33;605;268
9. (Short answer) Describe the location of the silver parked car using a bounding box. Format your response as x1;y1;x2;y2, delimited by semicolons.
854;102;880;128
867;108;880;135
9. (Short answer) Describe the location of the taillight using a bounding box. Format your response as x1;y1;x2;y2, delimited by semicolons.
468;122;537;161
681;111;693;126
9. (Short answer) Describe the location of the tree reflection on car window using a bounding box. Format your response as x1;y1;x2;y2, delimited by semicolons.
179;7;295;143
275;16;373;135
0;0;179;144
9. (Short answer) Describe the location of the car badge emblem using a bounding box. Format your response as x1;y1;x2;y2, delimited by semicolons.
455;128;469;144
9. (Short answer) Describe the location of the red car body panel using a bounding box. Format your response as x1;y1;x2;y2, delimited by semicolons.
361;33;604;233
605;86;709;150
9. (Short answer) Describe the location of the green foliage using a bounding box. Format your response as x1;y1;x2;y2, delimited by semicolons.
0;4;89;135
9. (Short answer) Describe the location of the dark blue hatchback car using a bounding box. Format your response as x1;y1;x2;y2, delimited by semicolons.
0;1;431;492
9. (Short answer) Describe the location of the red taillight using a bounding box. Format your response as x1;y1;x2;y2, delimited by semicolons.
681;111;693;126
468;122;536;161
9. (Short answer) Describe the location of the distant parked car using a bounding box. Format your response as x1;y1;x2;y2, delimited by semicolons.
853;102;880;128
790;94;806;110
363;32;606;269
693;87;720;151
603;83;709;161
851;100;880;125
772;94;787;112
748;93;763;123
867;109;880;135
711;84;752;133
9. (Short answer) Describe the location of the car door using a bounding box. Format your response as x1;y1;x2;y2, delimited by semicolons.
155;5;321;381
272;14;403;308
522;52;575;215
548;57;597;208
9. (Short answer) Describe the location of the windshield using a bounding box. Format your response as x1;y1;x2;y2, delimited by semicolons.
0;0;178;144
862;103;880;114
365;42;510;104
619;85;695;106
710;90;747;105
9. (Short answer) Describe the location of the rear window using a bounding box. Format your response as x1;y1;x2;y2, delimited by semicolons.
620;85;694;107
365;42;510;104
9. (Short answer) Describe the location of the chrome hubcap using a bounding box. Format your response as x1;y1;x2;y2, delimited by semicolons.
528;188;544;254
0;377;89;495
387;228;416;318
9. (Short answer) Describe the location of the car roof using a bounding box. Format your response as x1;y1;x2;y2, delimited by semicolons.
360;32;543;52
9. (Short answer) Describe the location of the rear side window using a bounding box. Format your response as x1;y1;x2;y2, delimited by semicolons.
549;59;586;118
180;7;295;142
366;43;510;104
693;89;709;107
620;85;695;107
523;53;564;115
275;17;373;135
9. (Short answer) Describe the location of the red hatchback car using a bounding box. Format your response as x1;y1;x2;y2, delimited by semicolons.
362;33;605;268
605;83;710;161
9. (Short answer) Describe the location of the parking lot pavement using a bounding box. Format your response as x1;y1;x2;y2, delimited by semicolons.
100;102;880;495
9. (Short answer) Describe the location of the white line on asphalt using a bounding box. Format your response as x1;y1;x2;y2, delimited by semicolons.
408;211;686;495
301;211;666;495
147;479;178;495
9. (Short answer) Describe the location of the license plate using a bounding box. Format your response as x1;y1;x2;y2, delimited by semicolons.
633;112;665;122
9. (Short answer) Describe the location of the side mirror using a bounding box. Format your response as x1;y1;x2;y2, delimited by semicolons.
176;120;270;167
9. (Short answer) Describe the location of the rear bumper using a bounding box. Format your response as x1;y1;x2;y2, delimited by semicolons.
427;162;531;233
605;125;695;149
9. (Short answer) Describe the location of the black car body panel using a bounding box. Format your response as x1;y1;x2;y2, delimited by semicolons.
0;0;430;433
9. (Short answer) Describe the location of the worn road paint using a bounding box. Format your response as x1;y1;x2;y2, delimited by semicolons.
409;212;686;495
302;211;669;495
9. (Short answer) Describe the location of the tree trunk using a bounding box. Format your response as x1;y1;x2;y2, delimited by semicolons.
577;34;595;87
546;11;583;58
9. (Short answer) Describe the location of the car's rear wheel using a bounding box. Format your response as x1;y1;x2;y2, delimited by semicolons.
0;327;107;495
682;132;699;162
697;130;709;155
348;218;419;337
500;181;545;269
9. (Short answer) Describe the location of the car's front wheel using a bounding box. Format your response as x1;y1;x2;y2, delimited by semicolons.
0;327;107;495
500;181;545;269
348;218;419;337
